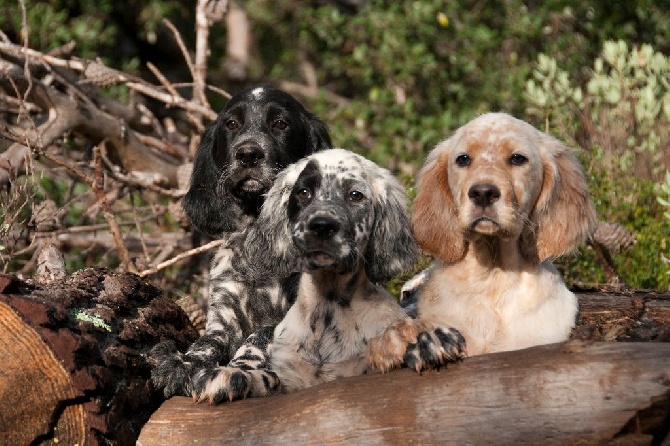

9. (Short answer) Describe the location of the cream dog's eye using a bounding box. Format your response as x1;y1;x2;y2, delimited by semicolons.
510;153;528;166
455;154;471;167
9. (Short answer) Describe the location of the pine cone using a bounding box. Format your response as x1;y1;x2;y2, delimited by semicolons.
592;222;636;254
83;61;129;87
30;200;61;231
175;295;206;336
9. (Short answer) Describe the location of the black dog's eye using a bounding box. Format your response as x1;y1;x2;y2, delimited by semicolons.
273;119;288;131
510;153;528;166
348;190;365;202
455;154;471;167
226;119;239;130
296;187;312;201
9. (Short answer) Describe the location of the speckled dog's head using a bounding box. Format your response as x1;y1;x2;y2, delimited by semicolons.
245;148;418;283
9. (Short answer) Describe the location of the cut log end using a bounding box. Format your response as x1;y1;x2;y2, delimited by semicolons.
0;268;198;444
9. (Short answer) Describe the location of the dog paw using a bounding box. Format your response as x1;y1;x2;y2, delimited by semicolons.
368;318;429;372
404;326;467;372
191;366;280;404
149;340;194;398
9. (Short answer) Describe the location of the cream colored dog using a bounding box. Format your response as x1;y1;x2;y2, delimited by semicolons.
369;113;596;371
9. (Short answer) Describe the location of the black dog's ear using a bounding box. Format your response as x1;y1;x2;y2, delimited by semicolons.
303;113;332;154
182;122;240;237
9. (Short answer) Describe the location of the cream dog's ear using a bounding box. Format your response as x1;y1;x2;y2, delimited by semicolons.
412;143;466;263
532;133;596;261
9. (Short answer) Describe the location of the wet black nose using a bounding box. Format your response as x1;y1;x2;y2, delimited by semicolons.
307;216;340;240
235;144;265;167
468;183;501;207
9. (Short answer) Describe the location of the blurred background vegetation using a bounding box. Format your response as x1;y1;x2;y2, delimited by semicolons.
2;0;670;290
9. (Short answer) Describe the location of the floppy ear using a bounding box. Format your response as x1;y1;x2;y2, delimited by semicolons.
243;162;305;279
303;113;332;154
182;121;240;237
365;171;419;284
533;134;597;261
411;144;466;263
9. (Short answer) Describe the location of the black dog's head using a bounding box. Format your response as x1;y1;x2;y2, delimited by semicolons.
183;86;332;237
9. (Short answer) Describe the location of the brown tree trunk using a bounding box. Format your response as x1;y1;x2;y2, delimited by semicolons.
138;290;670;445
0;269;198;445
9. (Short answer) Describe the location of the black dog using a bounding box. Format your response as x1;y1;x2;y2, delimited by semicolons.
150;86;331;400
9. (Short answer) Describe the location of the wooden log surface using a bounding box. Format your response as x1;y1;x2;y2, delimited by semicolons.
0;269;198;445
138;341;670;445
139;290;670;445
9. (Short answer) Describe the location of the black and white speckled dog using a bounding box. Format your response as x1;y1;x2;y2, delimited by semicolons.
149;86;331;400
189;148;466;401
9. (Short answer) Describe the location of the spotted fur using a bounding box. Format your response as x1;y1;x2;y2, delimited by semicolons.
149;86;331;399
191;148;458;402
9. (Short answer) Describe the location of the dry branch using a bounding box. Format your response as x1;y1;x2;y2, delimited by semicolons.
0;58;181;186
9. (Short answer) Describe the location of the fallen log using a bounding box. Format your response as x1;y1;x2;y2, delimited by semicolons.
137;341;670;445
1;271;668;444
138;290;670;445
0;269;198;445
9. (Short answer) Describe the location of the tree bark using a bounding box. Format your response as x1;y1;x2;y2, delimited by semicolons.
138;290;670;445
0;269;198;445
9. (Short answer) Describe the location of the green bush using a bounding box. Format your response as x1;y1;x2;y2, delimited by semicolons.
525;41;670;289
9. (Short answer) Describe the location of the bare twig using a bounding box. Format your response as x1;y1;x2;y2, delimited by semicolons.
138;239;225;278
0;40;217;121
0;59;180;187
162;19;197;88
99;150;187;198
92;147;136;273
224;1;248;81
278;80;350;107
194;0;223;106
33;211;166;237
146;62;205;133
19;0;33;112
137;133;188;160
38;148;137;272
125;81;217;120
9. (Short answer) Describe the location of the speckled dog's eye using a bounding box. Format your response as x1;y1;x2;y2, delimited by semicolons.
348;190;364;202
296;187;312;200
455;154;471;167
510;153;528;166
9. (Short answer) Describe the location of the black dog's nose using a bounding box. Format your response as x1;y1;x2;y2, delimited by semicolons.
235;144;265;167
468;183;501;207
307;216;340;240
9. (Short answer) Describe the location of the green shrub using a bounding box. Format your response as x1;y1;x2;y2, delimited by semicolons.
525;41;670;289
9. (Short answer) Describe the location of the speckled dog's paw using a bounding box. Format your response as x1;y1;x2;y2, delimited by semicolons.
149;340;194;398
191;366;280;404
405;326;467;372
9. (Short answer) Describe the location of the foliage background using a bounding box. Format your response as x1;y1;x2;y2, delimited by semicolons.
2;0;670;290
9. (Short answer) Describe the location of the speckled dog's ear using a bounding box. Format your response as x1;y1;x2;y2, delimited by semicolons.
365;163;419;284
243;159;307;279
